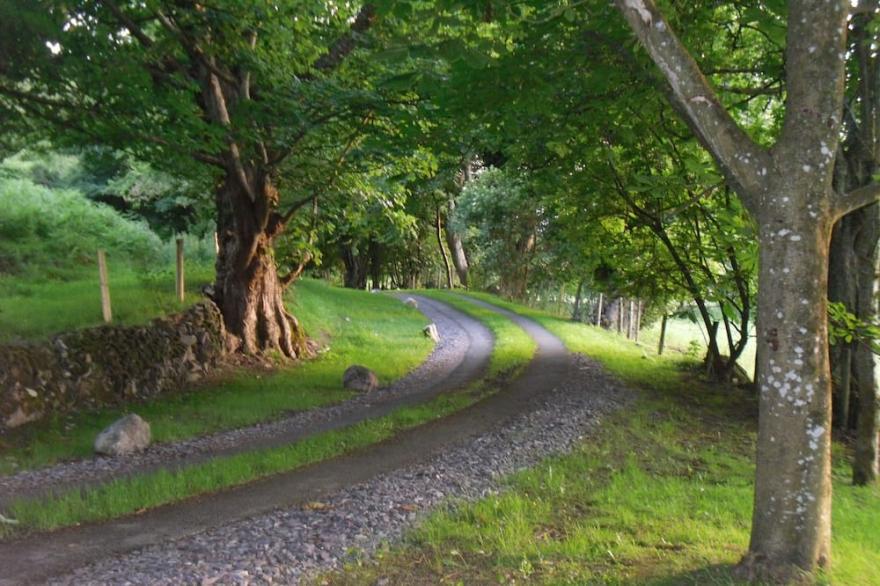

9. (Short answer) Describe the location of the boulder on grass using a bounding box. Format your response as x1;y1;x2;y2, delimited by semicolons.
343;365;379;392
94;414;151;456
423;323;440;343
403;297;419;309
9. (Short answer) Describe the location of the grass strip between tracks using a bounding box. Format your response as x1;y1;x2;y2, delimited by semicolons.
0;291;536;539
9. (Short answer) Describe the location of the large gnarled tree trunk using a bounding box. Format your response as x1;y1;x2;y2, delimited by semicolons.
213;174;307;358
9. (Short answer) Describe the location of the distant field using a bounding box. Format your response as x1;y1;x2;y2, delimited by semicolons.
0;262;215;343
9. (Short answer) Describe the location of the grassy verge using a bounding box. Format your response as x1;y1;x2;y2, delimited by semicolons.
319;293;880;586
0;279;432;474
0;289;539;538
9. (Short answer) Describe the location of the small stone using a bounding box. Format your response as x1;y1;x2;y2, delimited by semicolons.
403;297;418;309
342;365;379;392
94;414;152;456
423;324;440;343
180;334;198;346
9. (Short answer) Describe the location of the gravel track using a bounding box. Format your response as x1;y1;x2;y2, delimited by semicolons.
0;299;632;586
0;295;493;510
52;354;631;586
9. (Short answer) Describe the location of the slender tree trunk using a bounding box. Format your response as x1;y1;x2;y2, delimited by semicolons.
626;299;636;340
745;203;834;577
572;280;584;321
852;203;879;485
368;240;383;290
445;195;469;287
214;177;307;358
658;314;668;355
595;292;604;327
340;241;368;289
635;300;643;343
616;299;623;334
436;208;454;289
829;219;857;429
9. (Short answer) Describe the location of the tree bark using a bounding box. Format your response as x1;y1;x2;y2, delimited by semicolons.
829;217;858;430
658;314;668;355
445;195;470;287
368;240;383;290
746;199;835;578
852;203;879;485
214;177;306;358
340;241;368;290
436;208;454;289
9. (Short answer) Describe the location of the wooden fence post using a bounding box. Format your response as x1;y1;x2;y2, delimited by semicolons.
97;250;112;323
595;293;604;327
176;237;185;303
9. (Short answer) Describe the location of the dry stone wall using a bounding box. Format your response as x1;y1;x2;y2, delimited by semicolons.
0;302;226;432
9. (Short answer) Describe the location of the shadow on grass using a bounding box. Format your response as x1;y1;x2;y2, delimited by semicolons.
642;562;745;586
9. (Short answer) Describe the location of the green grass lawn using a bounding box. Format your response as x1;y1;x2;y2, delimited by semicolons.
321;292;880;586
0;264;216;343
0;286;540;538
0;278;433;474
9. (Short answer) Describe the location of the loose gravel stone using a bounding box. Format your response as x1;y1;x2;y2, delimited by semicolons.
52;354;632;585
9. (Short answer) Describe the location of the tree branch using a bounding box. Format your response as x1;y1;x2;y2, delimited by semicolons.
311;4;377;73
613;0;771;212
99;0;154;48
154;9;238;86
835;183;880;220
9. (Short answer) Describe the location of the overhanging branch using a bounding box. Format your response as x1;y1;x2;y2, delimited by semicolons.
613;0;770;211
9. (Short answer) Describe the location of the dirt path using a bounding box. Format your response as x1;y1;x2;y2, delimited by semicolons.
0;296;577;585
0;295;491;509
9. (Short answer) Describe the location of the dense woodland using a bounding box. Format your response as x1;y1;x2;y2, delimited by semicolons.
0;0;878;582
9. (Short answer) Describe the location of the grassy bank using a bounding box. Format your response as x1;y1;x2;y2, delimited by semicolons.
1;288;539;538
0;279;433;474
322;293;880;586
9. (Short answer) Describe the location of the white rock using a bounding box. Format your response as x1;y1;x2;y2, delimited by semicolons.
94;414;151;456
423;324;440;343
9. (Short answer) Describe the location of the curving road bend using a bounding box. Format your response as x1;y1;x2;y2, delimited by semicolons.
0;294;492;510
0;296;632;586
